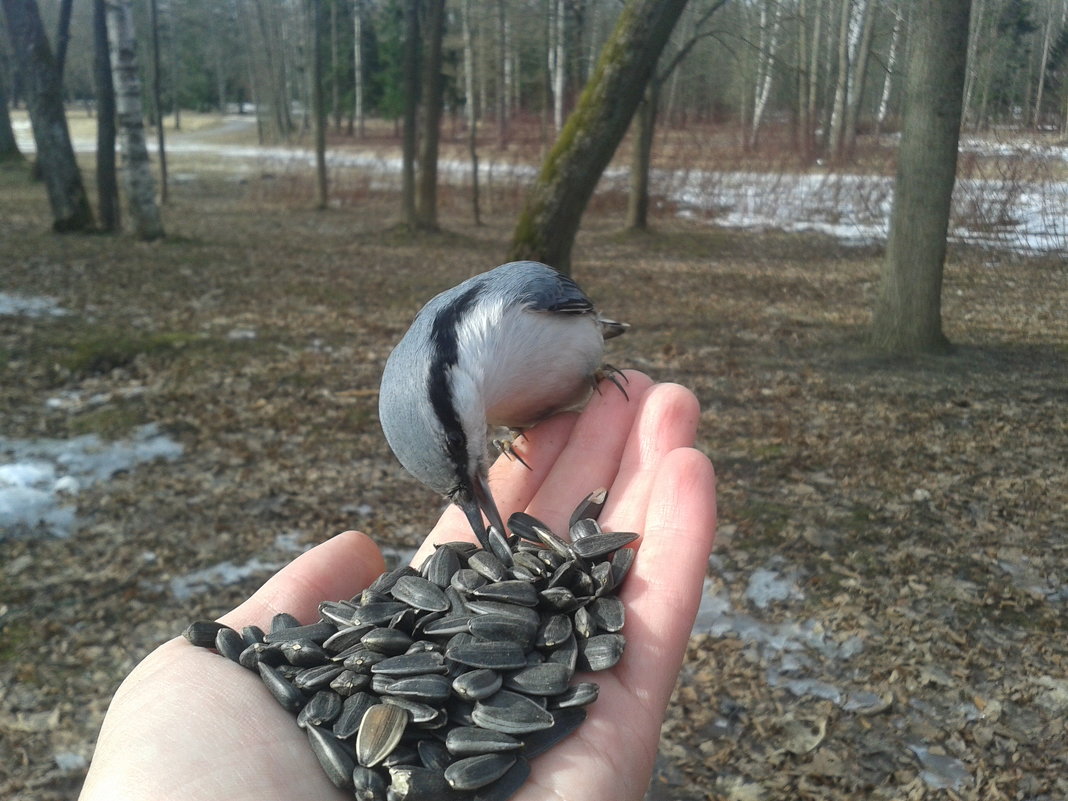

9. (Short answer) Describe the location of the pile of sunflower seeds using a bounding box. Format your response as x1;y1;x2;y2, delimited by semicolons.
183;490;636;801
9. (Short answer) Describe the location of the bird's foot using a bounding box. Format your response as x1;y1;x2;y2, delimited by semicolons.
594;364;630;401
493;430;532;471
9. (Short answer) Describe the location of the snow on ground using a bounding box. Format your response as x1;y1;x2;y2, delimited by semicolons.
0;292;69;318
0;424;183;539
13;117;1067;254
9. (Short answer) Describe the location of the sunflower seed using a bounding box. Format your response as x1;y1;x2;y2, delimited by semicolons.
319;600;361;627
550;682;600;709
381;696;441;725
571;531;639;559
468;613;537;647
589;596;625;632
264;620;336;645
445;725;522;755
535;614;572;649
391;576;449;612
445;640;529;670
568;487;608;528
329;669;371;697
385;674;452;704
361;627;415;655
445;753;517;791
240;625;266;647
507;512;554;543
342;646;389;673
420;545;461;588
294;663;345;692
419;613;472;637
352;765;388;801
238;641;283;670
183;620;228;649
511;551;548;578
306;725;355;790
257;662;306;713
323;624;374;652
367;564;418;595
468;551;508;582
269;612;301;634
279;638;329;667
568;517;602;542
386;765;451;799
502;662;572;696
333;691;377;738
471;580;539;607
381;743;420;768
535;527;577;561
579;633;626;671
350;602;409;627
417;738;452;771
572;606;594;639
451;568;487;593
298;689;343;728
486;527;515;566
214;626;246;663
451;668;503;701
463;600;540;628
471;690;555;734
355;704;409;767
544;633;578;672
590;561;615;598
538;586;580;612
610;546;636;585
371;651;447;676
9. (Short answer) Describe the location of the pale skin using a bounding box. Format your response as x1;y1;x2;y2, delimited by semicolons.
79;372;717;801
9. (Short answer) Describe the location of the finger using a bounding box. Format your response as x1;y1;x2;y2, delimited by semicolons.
599;382;701;534
617;448;717;710
526;370;655;532
219;530;386;628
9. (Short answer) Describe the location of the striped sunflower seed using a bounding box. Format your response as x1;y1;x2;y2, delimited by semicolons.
355;703;409;767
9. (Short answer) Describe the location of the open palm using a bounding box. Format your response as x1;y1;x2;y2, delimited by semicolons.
80;372;716;801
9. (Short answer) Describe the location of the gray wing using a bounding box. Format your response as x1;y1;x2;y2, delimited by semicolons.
497;261;595;315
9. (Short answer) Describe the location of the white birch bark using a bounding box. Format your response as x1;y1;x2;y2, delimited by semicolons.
552;0;566;131
106;0;163;240
750;0;783;147
1032;0;1055;126
353;0;364;136
876;2;902;132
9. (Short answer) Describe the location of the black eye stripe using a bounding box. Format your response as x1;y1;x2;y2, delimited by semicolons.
428;284;483;481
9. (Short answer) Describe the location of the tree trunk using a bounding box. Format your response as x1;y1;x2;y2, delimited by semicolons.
54;0;73;77
461;0;481;225
509;0;690;274
352;0;364;137
148;0;167;203
827;0;854;158
0;47;23;162
106;0;164;240
93;0;118;231
871;0;970;355
875;2;903;136
1032;0;1054;127
497;0;507;144
749;0;783;149
310;0;328;209
626;81;658;231
400;0;419;227
841;0;875;155
416;0;445;230
2;0;94;231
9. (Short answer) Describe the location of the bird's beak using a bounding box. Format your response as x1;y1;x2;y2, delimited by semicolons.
460;471;507;551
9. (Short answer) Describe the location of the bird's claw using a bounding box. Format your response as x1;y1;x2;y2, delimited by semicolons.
493;432;533;471
594;364;630;401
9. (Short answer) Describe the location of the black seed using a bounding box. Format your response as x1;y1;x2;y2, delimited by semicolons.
589;596;625;632
568;488;608;529
352;765;387;801
279;638;329;667
297;690;343;728
318;600;360;628
417;738;452;771
468;613;537;647
264;620;336;645
361;627;414;655
333;691;376;739
387;765;451;799
579;633;626;671
486;527;515;566
445;753;517;791
464;600;540;629
550;682;600;709
421;613;473;637
371;651;447;676
610;546;636;585
342;646;389;673
468;551;508;582
571;531;639;559
214;626;246;663
367;564;418;595
381;696;441;725
238;641;283;670
538;586;580;613
471;690;555;734
544;633;578;672
451;568;487;593
183;620;228;649
502;662;572;696
535;614;572;649
323;624;375;653
507;512;554;544
257;662;306;713
269;612;301;634
306;725;355;790
471;756;530;801
420;545;461;588
471;580;539;607
445;726;522;755
349;602;409;627
573;606;594;639
569;517;602;542
330;669;372;696
386;674;453;704
294;663;345;692
391;576;450;612
445;640;529;670
240;625;266;647
452;668;503;701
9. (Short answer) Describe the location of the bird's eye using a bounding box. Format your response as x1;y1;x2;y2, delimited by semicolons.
445;430;465;451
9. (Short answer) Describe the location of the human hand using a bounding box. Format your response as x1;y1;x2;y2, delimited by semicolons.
79;372;716;801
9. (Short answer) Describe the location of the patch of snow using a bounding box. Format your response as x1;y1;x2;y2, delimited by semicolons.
0;292;69;318
53;751;88;772
0;424;183;540
169;555;284;602
745;565;804;609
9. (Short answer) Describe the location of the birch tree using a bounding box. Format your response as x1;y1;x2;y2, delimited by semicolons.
748;0;783;149
1;0;93;231
872;0;970;355
106;0;164;240
93;0;118;231
510;0;691;274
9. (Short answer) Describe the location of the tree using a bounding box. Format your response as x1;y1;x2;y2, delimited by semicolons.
871;0;971;355
416;0;445;230
106;0;164;240
0;43;23;162
509;0;690;274
1;0;93;231
400;0;418;227
148;0;167;203
310;0;328;209
93;0;118;231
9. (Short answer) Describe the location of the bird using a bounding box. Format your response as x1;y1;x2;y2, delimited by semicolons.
378;260;627;551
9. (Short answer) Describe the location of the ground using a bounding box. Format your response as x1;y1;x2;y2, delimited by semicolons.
1;126;1067;801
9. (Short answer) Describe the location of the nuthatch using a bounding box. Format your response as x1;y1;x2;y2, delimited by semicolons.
379;261;627;550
